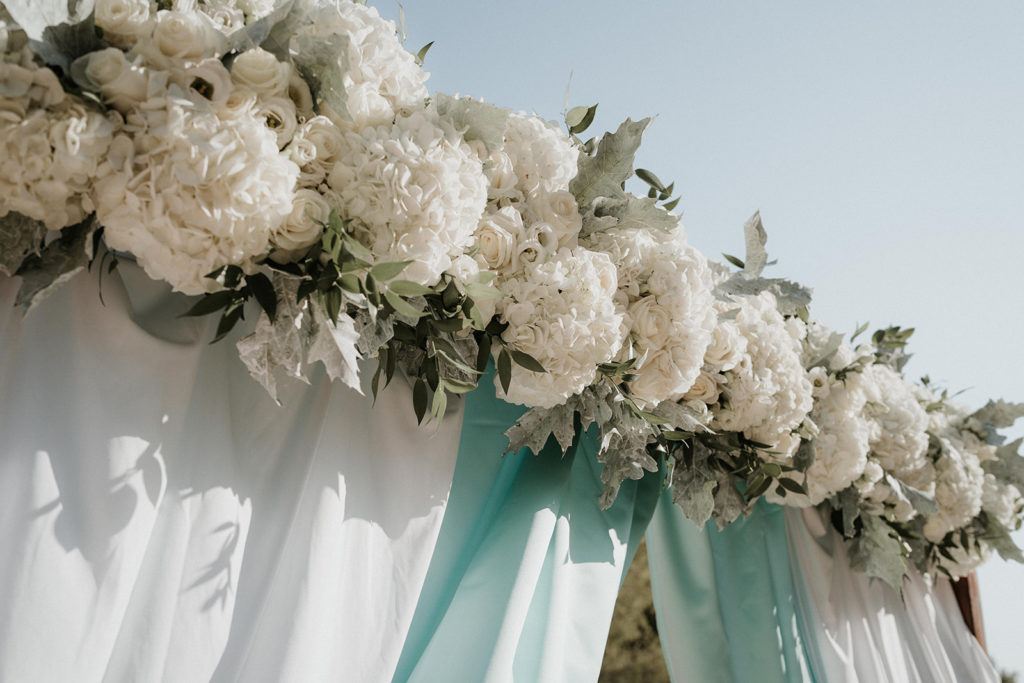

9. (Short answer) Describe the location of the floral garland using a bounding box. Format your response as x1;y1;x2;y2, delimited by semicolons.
1;0;1021;590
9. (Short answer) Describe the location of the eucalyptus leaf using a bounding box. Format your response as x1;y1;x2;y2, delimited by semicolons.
570;117;651;207
370;260;411;281
0;212;47;276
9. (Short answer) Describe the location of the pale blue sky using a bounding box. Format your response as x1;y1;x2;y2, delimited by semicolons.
387;0;1024;673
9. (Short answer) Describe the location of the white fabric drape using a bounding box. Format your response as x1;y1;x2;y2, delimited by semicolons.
785;507;999;683
0;265;464;683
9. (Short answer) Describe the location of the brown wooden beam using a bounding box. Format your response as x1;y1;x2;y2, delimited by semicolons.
952;573;986;652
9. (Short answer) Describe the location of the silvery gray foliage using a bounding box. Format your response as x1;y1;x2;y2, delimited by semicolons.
804;329;845;369
742;211;768;279
716;276;812;316
712;470;748;530
984;438;1024;490
987;518;1024;563
432;94;510;154
849;514;910;593
579;195;678;238
4;0;102;70
670;440;716;526
570;117;651;208
596;396;659;509
887;475;938;516
354;310;395;358
971;400;1024;431
236;274;361;403
0;212;46;277
226;0;297;53
290;31;352;120
14;218;94;314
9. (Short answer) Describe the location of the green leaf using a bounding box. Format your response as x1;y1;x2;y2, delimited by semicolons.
429;317;468;333
778;477;806;495
570;117;651;207
464;281;502;300
0;212;47;277
475;333;492;373
413;379;428;424
430;383;448;420
181;290;240;318
370;260;411;282
662;197;681;212
722;253;745;269
509;349;545;373
440;377;477;394
388;279;434;297
662;430;692;441
497;348;512;395
211;305;246;344
634;168;666;192
414;40;434;67
565;103;598;135
245;272;277;323
383;289;423;319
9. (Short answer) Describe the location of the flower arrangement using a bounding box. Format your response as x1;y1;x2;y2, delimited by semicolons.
1;0;1021;589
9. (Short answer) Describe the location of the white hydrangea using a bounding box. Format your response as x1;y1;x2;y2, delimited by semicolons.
583;225;716;406
495;247;624;408
501;112;579;196
325;110;487;286
862;364;931;485
94;87;298;294
0;49;114;230
710;292;814;459
923;437;985;542
293;1;428;127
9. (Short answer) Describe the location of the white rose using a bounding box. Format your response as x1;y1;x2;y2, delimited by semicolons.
525;189;581;247
94;0;152;46
230;47;291;97
474;206;523;272
629;296;674;350
630;349;684;404
202;5;245;34
182;58;234;106
152;10;224;62
683;371;721;404
256;96;297;148
217;86;258;121
486;150;521;203
528;222;559;256
704;320;745;372
510;237;544;272
291;115;343;185
346;81;394;127
270;188;328;262
78;48;149;112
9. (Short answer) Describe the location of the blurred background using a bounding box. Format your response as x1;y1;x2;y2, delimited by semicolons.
386;1;1024;677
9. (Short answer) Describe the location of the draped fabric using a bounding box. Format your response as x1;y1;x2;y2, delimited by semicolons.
394;373;663;683
646;491;816;683
0;266;662;682
0;265;465;682
784;507;999;683
648;492;998;683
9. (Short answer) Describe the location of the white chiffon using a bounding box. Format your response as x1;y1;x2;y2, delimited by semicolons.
785;507;999;683
0;266;464;683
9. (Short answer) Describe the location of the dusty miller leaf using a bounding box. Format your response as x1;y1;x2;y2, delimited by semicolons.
971;400;1024;430
583;195;678;237
742;211;768;278
717;275;812;316
648;400;711;434
306;301;361;393
892;477;938;516
596;398;659;509
579;207;619;238
354;309;395;357
227;0;296;52
15;218;94;314
235;277;306;403
505;403;576;456
985;518;1024;563
570;117;651;208
849;515;909;593
834;486;861;538
433;93;510;154
805;330;845;369
670;440;716;527
0;212;47;277
712;470;747;530
983;438;1024;490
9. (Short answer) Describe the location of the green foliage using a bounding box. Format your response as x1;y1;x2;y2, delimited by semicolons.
14;217;95;314
570;117;651;207
0;212;47;277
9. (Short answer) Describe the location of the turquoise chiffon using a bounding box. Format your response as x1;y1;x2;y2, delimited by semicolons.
394;369;663;682
646;491;819;683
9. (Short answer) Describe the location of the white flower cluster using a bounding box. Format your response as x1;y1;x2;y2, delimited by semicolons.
292;1;428;127
471;112;582;280
496;248;623;408
326;110;487;286
583;226;716;406
0;31;114;230
923;432;986;543
709;291;813;460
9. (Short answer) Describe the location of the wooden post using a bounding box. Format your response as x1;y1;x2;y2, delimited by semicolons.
952;573;986;652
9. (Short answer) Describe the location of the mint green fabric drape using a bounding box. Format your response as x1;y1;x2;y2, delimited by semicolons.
394;369;663;682
646;491;817;683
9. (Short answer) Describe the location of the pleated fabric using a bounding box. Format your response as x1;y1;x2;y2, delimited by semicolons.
394;369;663;683
0;265;465;683
784;507;999;683
646;491;816;683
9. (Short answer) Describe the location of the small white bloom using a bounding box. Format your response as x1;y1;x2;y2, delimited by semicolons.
230;47;291;97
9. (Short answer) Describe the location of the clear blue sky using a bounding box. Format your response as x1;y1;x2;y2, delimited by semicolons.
387;0;1024;673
